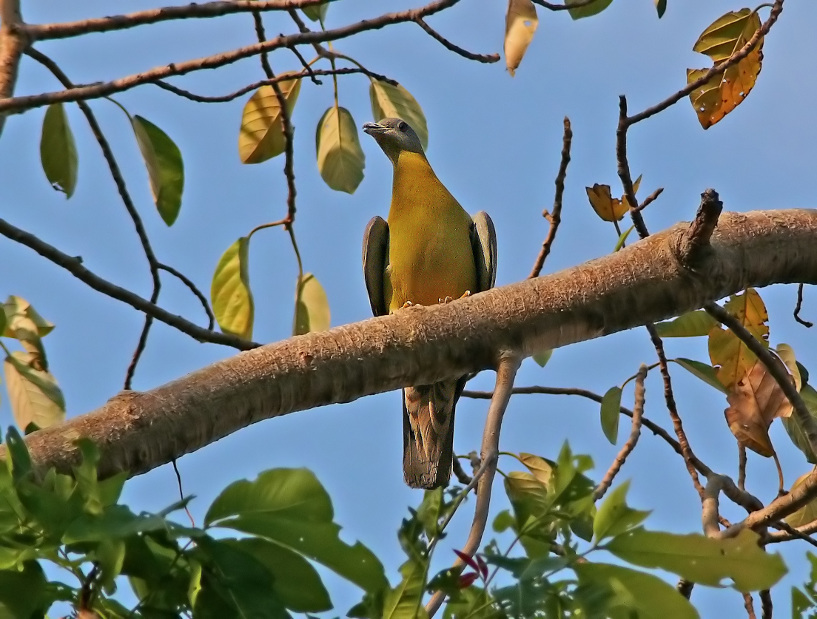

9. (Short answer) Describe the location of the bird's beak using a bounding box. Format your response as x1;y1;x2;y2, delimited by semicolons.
362;122;386;136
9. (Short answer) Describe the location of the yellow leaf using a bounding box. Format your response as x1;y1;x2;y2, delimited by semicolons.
293;273;330;336
369;79;428;151
316;105;365;194
504;0;538;77
4;351;65;431
238;75;302;164
586;184;627;222
3;296;55;338
785;472;817;528
708;288;769;390
211;237;254;339
687;10;763;129
724;359;793;457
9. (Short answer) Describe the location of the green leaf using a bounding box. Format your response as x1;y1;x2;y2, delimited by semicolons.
224;538;332;612
369;79;428;151
613;225;634;252
655;310;718;337
95;538;126;591
293;272;331;336
302;0;328;21
567;0;613;20
0;560;49;619
575;562;697;619
600;386;621;445
4;351;65;431
593;481;650;542
64;505;173;543
211;237;254;340
655;0;667;18
194;536;289;619
132;115;184;226
531;349;552;367
239;76;302;164
671;357;727;393
40;103;78;198
384;558;428;618
316;105;365;193
606;528;787;591
205;468;387;594
4;426;32;481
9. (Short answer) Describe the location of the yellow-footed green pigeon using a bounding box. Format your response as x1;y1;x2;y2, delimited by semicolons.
362;118;497;489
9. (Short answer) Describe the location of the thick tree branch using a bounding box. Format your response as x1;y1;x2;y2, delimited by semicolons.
4;208;817;481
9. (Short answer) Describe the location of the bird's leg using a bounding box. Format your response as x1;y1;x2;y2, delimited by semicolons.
400;300;416;309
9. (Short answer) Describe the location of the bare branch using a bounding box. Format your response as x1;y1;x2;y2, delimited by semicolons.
647;323;705;498
25;0;334;41
158;263;215;330
594;364;646;501
794;283;813;327
529;117;571;279
413;17;499;63
0;0;461;114
0;216;257;350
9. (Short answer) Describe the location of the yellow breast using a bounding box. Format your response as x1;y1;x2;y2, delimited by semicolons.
385;151;477;313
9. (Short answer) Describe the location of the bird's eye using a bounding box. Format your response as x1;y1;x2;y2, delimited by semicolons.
398;121;408;132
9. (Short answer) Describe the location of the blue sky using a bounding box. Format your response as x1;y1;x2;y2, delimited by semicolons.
3;0;817;615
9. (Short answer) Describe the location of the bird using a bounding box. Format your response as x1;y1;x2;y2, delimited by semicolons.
361;117;497;489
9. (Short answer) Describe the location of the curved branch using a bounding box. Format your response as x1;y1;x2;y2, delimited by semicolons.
25;0;336;41
0;216;257;350
426;351;522;617
4;208;817;482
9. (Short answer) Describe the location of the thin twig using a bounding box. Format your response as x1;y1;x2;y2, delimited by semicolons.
464;386;714;478
253;11;297;226
153;67;374;103
426;352;522;617
647;323;705;498
0;0;462;114
594;364;646;501
794;283;813;327
529;117;571;279
0;217;258;350
616;95;649;239
738;444;747;491
759;589;772;619
158;263;215;329
634;187;663;213
413;17;498;63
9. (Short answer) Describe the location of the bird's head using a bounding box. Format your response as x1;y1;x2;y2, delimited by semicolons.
362;118;424;165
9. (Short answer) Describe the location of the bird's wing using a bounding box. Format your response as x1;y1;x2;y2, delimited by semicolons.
471;211;497;292
362;216;389;316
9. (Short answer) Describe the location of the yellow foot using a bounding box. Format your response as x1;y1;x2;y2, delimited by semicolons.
440;291;471;304
400;301;416;309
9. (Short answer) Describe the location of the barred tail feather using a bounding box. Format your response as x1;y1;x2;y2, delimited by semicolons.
402;377;466;489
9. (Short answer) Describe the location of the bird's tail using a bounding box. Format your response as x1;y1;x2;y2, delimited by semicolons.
402;377;466;489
